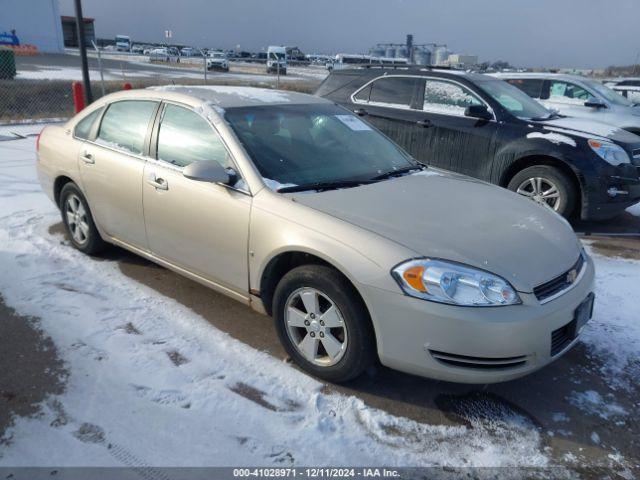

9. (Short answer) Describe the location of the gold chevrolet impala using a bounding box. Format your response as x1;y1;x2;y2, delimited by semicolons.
36;86;595;383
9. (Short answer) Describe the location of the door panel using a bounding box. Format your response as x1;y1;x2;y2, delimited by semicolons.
359;105;445;169
421;79;499;180
142;162;251;294
424;113;499;180
78;143;148;248
78;100;159;249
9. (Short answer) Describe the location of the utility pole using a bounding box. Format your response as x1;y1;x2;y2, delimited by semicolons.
74;0;93;103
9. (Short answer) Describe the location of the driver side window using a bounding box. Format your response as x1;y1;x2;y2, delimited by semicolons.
548;81;591;104
157;104;232;169
423;79;483;116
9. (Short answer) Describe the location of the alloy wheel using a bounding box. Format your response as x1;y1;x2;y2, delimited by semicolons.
65;194;90;245
516;177;561;211
284;287;348;367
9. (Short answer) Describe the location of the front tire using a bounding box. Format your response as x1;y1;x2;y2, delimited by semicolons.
507;165;577;218
59;183;106;255
273;265;375;383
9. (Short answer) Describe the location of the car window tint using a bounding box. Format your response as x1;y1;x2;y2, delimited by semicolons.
157;104;231;169
368;77;420;107
74;107;103;140
549;81;591;103
423;80;483;115
96;101;157;155
506;79;544;98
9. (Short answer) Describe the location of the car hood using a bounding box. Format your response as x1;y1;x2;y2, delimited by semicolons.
539;116;639;143
291;171;581;292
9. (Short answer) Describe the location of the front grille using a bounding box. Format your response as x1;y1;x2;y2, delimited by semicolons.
429;350;528;370
534;254;584;303
551;319;576;356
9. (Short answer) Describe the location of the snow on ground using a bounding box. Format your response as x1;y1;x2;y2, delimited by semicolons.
0;135;638;468
0;136;548;467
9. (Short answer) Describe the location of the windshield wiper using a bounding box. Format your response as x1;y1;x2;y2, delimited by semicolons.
369;164;425;181
277;179;374;193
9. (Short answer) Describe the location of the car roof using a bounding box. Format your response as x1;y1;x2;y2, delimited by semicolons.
491;72;589;83
332;66;493;83
142;85;330;108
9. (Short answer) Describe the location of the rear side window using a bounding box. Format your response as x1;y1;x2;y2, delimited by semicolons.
74;107;103;140
367;77;420;108
423;79;483;115
506;79;544;98
157;104;232;169
96;100;158;155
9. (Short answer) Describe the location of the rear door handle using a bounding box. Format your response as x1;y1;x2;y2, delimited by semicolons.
353;108;368;116
81;152;94;164
417;119;433;128
147;176;168;191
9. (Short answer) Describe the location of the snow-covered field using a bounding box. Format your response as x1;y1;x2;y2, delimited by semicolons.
0;133;638;470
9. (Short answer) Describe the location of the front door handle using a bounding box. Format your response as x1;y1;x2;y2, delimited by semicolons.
81;152;94;164
417;119;433;128
353;108;368;116
146;176;168;191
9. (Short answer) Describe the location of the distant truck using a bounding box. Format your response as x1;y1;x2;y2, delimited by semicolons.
115;35;131;52
266;45;287;75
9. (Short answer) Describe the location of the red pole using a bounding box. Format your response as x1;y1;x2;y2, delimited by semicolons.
123;82;132;90
72;81;85;113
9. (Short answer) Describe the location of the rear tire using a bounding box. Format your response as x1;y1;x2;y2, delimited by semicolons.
507;165;577;218
59;183;106;255
273;264;375;383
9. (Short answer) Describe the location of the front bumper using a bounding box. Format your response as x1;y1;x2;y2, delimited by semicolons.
360;254;595;383
582;164;640;220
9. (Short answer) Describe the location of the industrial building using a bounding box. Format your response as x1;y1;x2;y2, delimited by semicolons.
447;53;479;68
0;0;64;53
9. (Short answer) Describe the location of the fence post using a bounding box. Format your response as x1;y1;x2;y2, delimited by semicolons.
72;81;85;113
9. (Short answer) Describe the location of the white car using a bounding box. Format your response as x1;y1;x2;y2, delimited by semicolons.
149;48;170;62
608;78;640;104
181;47;196;57
206;51;229;71
494;73;640;134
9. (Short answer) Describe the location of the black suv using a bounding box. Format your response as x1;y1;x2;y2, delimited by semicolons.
316;67;640;220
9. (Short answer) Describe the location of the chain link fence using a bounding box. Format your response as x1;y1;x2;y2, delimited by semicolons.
0;49;324;140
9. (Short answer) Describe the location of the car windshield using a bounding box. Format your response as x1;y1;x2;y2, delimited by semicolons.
477;79;553;120
224;104;417;189
582;78;633;106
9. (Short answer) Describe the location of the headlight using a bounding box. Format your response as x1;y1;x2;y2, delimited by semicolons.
588;139;630;165
392;259;521;307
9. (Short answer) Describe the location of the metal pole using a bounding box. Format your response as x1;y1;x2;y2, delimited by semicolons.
276;55;280;89
201;49;207;84
74;0;93;103
91;40;105;96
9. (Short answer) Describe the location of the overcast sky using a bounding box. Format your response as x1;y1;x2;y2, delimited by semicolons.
59;0;639;68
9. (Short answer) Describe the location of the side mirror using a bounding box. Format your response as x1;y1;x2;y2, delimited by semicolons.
183;161;231;184
584;98;606;109
464;104;492;120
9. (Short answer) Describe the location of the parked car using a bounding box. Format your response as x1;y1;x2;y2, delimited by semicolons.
131;44;145;55
206;51;229;71
36;86;595;384
494;73;640;134
607;78;640;103
149;48;170;62
180;47;196;57
316;67;640;220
